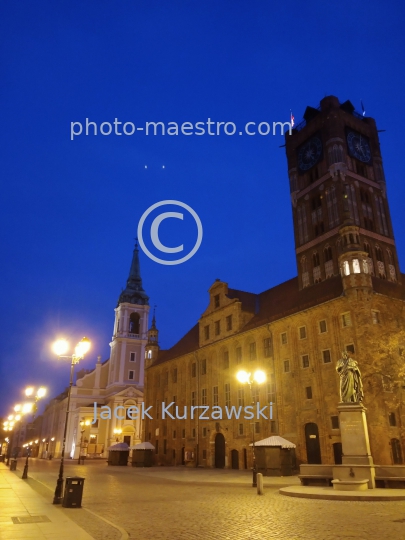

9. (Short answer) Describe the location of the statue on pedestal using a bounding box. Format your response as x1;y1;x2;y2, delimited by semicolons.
336;351;364;403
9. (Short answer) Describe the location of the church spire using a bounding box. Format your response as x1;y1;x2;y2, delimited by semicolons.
117;240;149;306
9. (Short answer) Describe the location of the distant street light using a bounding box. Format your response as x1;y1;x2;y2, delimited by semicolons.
236;369;267;487
22;387;47;479
52;337;91;504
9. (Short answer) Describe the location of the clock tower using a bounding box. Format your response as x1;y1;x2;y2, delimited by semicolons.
286;95;400;290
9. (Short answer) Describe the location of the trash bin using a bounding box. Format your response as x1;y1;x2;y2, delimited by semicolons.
0;455;5;463
10;460;17;471
62;476;85;508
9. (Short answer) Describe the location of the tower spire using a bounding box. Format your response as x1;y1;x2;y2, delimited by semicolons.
117;240;149;306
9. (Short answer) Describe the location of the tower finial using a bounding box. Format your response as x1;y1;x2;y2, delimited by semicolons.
117;239;149;306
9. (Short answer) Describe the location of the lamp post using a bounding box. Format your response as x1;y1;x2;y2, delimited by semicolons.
78;419;90;464
113;428;122;442
22;387;47;479
52;337;91;505
236;369;266;487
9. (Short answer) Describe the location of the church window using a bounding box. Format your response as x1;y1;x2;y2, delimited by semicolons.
302;354;310;368
342;313;352;327
128;370;134;380
191;391;196;406
236;346;242;364
388;412;397;427
214;294;220;308
130;352;136;362
375;246;384;262
364;242;371;256
249;342;257;361
129;312;140;334
204;325;210;340
313;252;320;267
297;204;309;245
305;386;313;399
353;259;361;273
225;383;231;408
283;360;290;373
214;320;221;336
263;337;272;357
281;332;288;345
201;359;207;375
346;344;355;354
237;385;245;407
172;368;177;383
326;186;339;228
331;416;339;429
201;388;207;405
371;310;380;324
226;315;233;331
191;363;196;377
319;320;327;333
387;249;394;265
223;351;229;369
299;326;307;340
322;349;331;363
213;386;219;406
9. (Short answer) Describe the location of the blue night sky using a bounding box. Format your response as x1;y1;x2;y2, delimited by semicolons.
1;1;404;416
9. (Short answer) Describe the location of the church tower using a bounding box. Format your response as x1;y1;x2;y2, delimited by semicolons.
285;95;400;290
108;241;150;389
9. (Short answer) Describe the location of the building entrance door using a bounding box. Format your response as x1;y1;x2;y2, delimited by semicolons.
123;436;131;446
305;423;322;464
214;433;226;468
231;449;239;469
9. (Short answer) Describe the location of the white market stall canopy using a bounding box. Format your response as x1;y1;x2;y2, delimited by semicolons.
107;442;130;451
249;436;296;449
130;442;155;450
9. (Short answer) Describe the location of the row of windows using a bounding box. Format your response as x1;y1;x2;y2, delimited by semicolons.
204;314;233;339
282;344;355;373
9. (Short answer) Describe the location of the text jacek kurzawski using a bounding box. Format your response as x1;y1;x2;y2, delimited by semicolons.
91;402;273;423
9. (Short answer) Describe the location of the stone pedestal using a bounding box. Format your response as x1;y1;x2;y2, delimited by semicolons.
334;402;375;489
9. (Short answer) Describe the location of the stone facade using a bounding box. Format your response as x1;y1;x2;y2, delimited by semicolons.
144;96;405;470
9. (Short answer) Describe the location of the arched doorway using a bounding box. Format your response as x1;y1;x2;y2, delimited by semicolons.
231;449;239;469
305;423;321;464
333;442;342;464
214;433;225;468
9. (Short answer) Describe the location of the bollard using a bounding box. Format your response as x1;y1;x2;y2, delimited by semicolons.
256;473;264;495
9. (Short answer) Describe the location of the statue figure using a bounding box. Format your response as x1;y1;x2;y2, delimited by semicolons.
336;351;364;403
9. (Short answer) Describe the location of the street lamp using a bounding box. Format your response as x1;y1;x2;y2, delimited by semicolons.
22;386;47;479
52;337;91;504
236;369;266;487
113;428;122;442
78;419;90;464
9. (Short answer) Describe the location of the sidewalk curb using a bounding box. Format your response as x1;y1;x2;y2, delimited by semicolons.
24;467;129;540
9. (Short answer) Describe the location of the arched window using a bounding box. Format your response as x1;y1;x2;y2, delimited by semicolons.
364;242;371;257
391;438;403;464
346;184;360;225
343;261;350;276
129;312;140;334
301;256;308;273
353;259;361;273
313;252;320;267
387;249;394;265
324;246;333;262
375;246;384;262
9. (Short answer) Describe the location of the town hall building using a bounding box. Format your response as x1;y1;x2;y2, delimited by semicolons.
143;95;405;470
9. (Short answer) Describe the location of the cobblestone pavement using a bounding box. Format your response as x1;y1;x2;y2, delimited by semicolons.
24;459;405;540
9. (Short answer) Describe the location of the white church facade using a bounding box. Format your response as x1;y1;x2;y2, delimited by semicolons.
38;242;154;460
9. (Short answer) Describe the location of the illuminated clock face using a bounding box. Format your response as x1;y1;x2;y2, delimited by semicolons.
297;136;322;171
347;131;371;163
